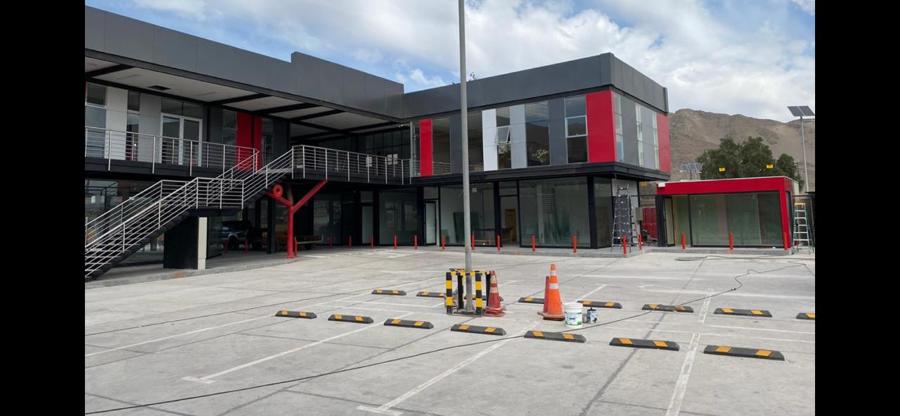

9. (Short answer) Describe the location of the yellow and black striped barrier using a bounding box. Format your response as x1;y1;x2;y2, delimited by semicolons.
796;312;815;320
274;310;317;319
450;323;506;336
372;289;407;296
417;291;445;298
714;308;772;317
445;270;484;315
579;300;622;309
328;314;374;324
703;345;785;361
383;318;434;329
610;337;680;351
518;296;545;304
642;304;693;313
524;330;587;343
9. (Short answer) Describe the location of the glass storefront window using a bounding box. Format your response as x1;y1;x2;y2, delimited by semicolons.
614;94;624;162
432;118;451;167
519;177;589;247
468;112;483;172
128;91;141;112
85;83;106;106
439;183;494;245
594;178;613;248
379;190;418;245
674;192;783;247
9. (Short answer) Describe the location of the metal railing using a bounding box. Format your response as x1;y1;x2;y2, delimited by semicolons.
409;159;453;177
85;126;258;175
292;144;410;185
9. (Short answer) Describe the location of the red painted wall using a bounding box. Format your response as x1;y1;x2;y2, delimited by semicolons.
657;177;793;196
418;119;433;176
252;115;263;168
657;113;671;172
236;112;259;170
585;91;616;163
642;207;657;239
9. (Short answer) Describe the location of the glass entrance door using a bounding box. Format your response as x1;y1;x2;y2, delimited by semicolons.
161;114;202;165
500;195;518;245
425;201;437;244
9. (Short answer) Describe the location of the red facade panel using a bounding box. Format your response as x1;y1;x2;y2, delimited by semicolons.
656;113;671;172
418;119;433;177
236;112;255;170
585;91;616;163
657;177;793;196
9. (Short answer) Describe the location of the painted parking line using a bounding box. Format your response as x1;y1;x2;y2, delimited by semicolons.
183;312;413;384
357;337;516;415
335;300;445;309
665;333;701;416
708;324;815;335
577;284;607;301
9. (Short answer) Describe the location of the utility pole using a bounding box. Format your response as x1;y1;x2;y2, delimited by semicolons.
799;115;809;193
458;0;474;312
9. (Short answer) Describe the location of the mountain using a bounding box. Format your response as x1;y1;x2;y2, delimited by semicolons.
667;109;815;191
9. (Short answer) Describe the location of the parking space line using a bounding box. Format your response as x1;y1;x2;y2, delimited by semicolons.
184;312;413;384
577;284;607;300
665;333;701;416
699;289;713;324
357;337;516;415
708;324;815;335
335;300;444;309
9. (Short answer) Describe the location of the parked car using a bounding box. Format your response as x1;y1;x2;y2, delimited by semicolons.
220;220;263;250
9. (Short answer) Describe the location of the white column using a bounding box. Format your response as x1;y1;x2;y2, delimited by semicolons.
510;104;527;169
138;94;162;163
105;87;128;160
481;109;497;171
197;217;208;271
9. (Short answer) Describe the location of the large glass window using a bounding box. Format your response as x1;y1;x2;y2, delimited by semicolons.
651;114;659;169
85;83;106;106
525;101;550;166
565;96;587;163
635;103;644;167
439;183;494;245
262;118;274;163
314;193;342;244
379;190;418;245
85;83;107;158
222;110;237;147
127;91;141;112
468;112;483;172
681;192;783;247
432;118;451;172
520;177;589;247
594;178;613;248
614;94;624;162
496;107;511;170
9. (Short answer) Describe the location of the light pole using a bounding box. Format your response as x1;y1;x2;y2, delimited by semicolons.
458;0;474;312
788;106;815;193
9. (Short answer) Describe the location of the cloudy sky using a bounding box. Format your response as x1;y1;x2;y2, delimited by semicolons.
86;0;815;122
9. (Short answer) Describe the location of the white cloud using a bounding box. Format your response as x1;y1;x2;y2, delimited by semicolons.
134;0;209;20
791;0;815;15
123;0;815;121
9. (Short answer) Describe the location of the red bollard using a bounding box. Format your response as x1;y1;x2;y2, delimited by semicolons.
572;235;577;254
638;233;643;251
728;232;734;253
471;234;476;251
623;234;629;256
531;235;536;253
441;235;446;251
681;233;686;250
349;235;352;249
394;234;397;250
414;234;418;250
496;234;501;252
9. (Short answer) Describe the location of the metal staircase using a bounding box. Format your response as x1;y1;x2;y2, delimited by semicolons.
84;149;291;279
85;143;416;279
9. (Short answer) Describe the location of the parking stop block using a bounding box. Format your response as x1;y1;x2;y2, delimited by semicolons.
328;314;374;324
714;308;772;317
450;324;506;336
796;312;815;320
578;300;622;309
703;345;785;361
274;310;317;319
518;296;545;304
383;319;434;329
610;337;680;351
417;291;445;298
642;304;693;313
524;330;587;343
372;289;407;296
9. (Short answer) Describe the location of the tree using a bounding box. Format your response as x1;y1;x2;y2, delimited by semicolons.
697;136;804;188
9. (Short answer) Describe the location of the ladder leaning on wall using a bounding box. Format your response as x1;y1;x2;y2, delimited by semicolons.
611;187;633;250
792;201;812;254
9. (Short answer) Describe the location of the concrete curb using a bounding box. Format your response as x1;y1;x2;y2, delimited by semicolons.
84;257;300;289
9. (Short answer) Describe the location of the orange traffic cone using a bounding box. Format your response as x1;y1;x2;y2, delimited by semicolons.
485;272;505;317
539;264;564;320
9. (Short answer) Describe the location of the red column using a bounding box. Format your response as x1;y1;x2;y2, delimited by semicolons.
419;119;433;176
657;113;671;172
779;191;791;249
585;91;616;163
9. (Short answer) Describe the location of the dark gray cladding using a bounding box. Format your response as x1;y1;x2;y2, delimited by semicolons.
85;6;403;118
398;54;668;119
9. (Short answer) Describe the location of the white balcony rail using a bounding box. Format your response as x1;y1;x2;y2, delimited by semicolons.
292;144;409;185
85;126;258;175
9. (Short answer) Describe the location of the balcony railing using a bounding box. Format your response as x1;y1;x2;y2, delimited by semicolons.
85;126;259;175
292;144;410;185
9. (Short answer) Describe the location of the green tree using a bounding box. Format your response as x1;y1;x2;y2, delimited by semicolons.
697;137;804;188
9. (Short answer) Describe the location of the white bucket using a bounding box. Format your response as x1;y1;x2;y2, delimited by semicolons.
564;302;583;328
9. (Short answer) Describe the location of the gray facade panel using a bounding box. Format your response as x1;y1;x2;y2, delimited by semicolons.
621;96;638;165
153;28;200;72
449;113;462;173
548;98;567;165
84;7;105;51
101;11;156;64
207;107;223;144
610;58;667;113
